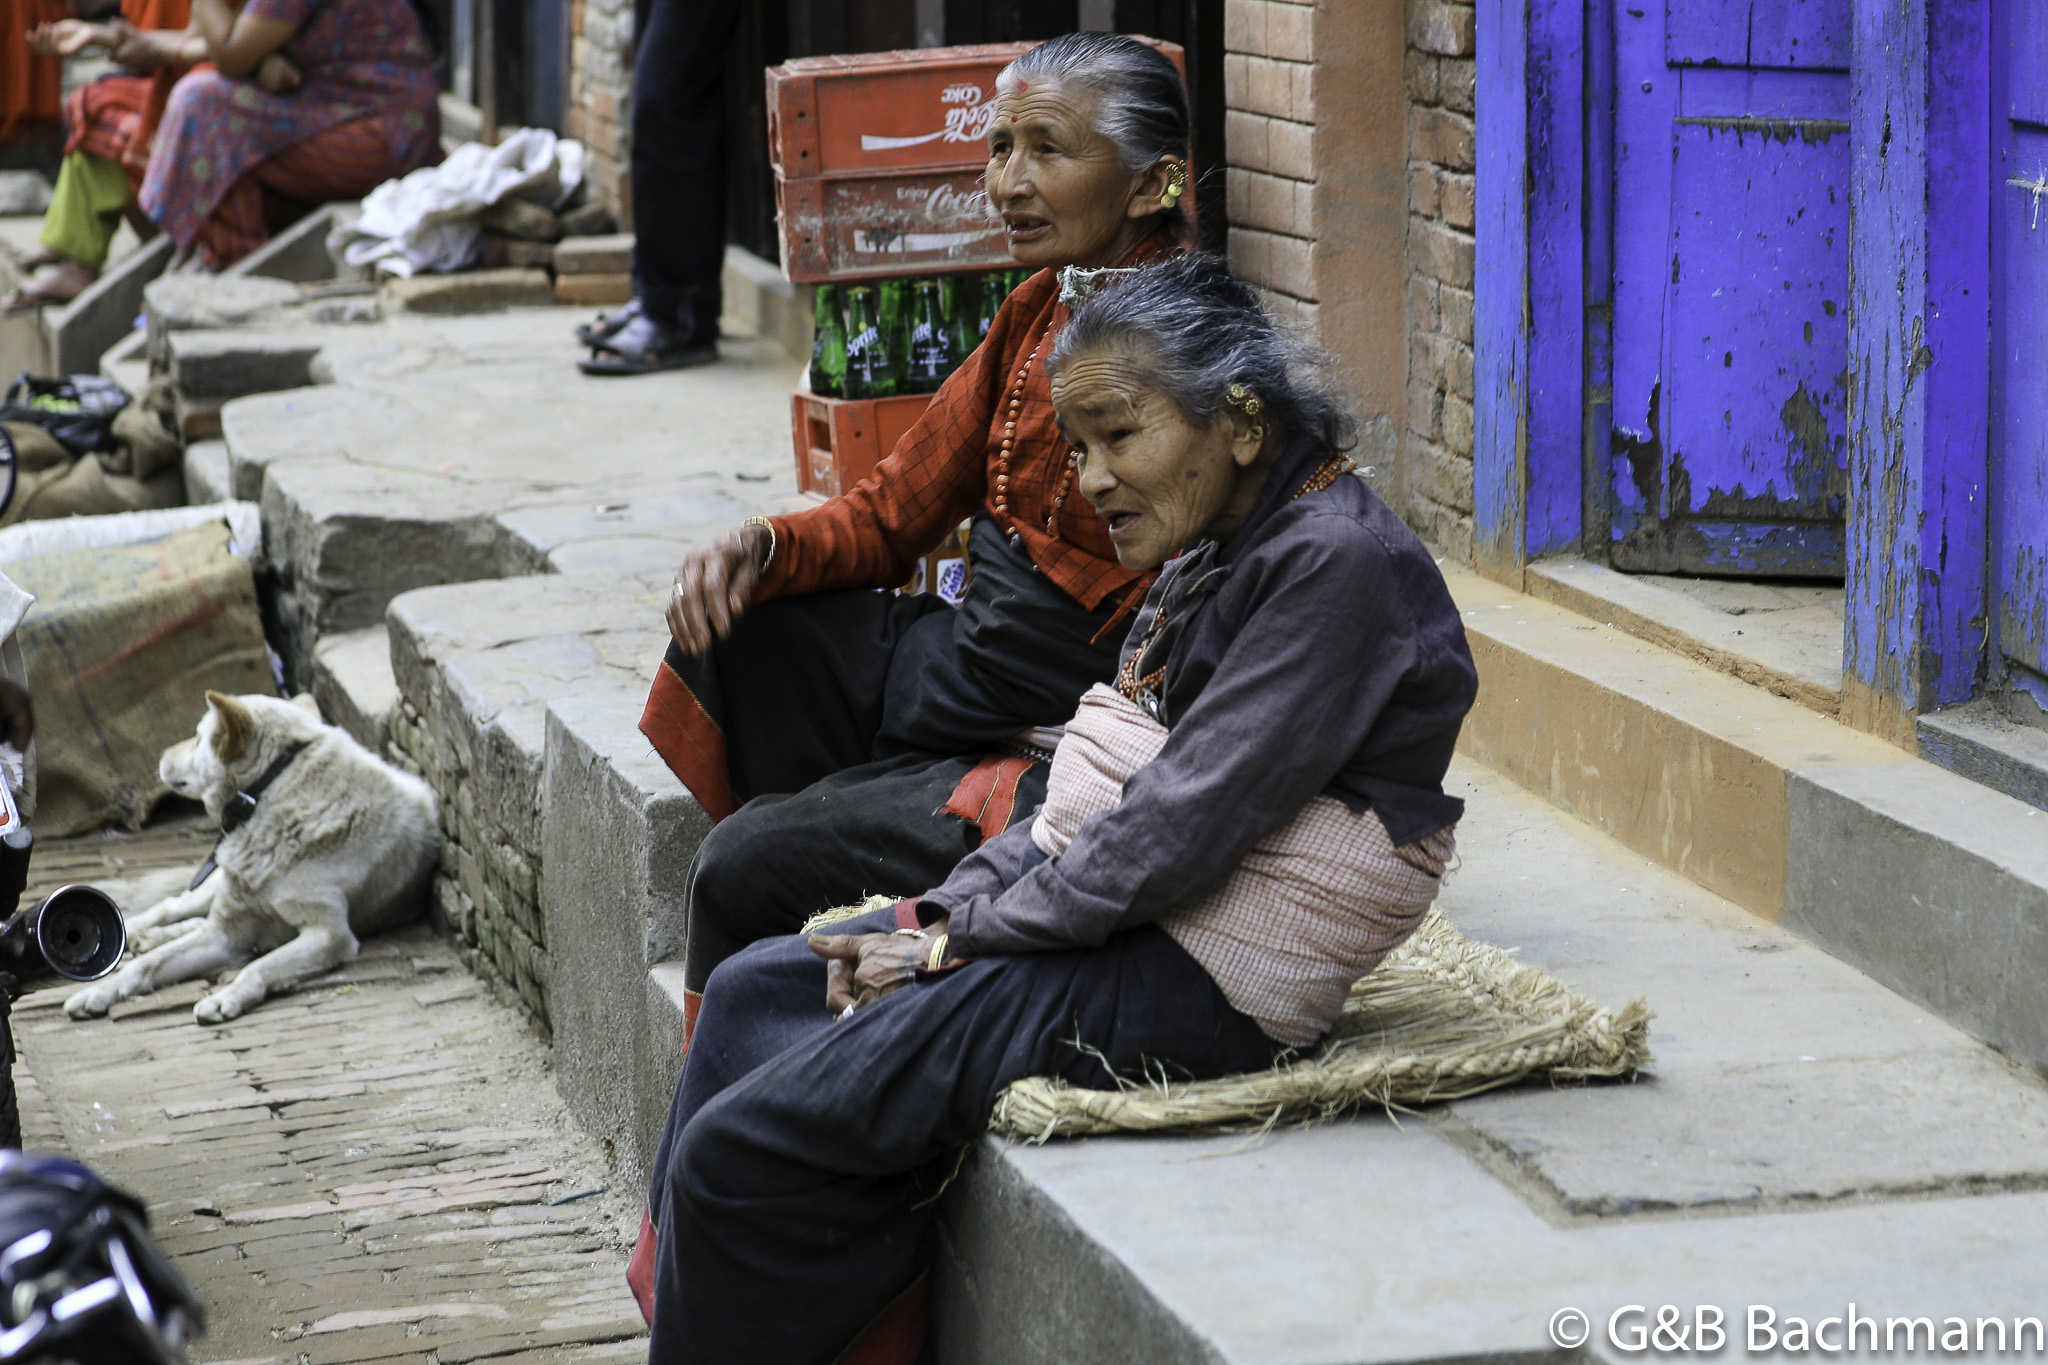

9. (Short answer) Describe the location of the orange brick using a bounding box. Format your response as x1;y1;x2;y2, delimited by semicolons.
1411;106;1475;172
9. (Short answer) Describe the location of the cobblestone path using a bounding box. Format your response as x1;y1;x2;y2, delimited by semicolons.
8;824;650;1365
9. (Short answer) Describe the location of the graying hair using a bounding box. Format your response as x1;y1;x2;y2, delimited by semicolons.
997;32;1190;177
1049;254;1358;452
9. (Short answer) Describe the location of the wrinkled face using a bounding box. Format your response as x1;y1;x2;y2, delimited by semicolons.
985;80;1164;270
1054;348;1266;571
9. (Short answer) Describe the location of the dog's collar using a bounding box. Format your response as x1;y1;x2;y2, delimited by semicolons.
190;745;306;890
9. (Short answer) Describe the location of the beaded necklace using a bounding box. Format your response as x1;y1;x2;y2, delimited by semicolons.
991;321;1079;536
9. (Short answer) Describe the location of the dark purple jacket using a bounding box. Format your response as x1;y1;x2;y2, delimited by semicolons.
925;438;1479;957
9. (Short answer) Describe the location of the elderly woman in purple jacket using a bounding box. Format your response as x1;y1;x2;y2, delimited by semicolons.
632;255;1479;1364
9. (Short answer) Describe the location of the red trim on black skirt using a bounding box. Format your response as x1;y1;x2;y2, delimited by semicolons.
640;657;741;821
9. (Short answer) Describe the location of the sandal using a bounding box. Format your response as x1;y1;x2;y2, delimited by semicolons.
573;297;641;347
578;314;716;376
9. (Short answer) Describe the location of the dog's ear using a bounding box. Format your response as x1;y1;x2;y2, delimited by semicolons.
289;692;322;718
206;690;255;764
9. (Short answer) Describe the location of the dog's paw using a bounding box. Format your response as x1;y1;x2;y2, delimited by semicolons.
194;987;254;1026
64;983;116;1019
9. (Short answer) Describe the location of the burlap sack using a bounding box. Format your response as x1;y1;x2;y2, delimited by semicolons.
11;519;274;834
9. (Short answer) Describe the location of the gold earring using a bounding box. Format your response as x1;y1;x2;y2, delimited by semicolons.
1160;161;1187;209
1228;384;1265;441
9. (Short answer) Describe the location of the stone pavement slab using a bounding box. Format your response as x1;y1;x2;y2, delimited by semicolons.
11;919;647;1365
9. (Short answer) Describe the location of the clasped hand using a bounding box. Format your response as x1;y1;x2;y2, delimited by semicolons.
665;522;771;654
810;917;949;1017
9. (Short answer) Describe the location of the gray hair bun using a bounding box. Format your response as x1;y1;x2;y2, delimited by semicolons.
1050;254;1358;453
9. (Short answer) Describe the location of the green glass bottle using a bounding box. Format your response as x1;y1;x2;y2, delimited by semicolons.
843;286;897;399
878;278;911;388
810;284;847;398
905;280;955;394
978;270;1009;340
940;274;977;371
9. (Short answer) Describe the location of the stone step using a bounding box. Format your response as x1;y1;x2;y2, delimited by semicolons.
934;756;2048;1362
1447;569;2048;1074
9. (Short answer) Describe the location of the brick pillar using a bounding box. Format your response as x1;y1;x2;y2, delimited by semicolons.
1221;2;1448;551
1402;0;1476;560
1224;1;1320;335
571;0;634;223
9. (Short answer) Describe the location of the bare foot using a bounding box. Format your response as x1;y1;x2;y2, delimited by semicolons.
1;257;98;312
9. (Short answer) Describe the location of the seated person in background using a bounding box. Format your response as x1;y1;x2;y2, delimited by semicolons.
643;32;1193;1044
138;0;439;271
3;0;199;311
632;255;1479;1363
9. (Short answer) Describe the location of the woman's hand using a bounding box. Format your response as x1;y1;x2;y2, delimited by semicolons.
254;51;300;92
28;18;117;55
105;20;178;70
811;917;950;1017
665;522;771;654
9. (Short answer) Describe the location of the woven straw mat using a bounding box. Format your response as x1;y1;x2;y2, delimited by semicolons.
800;901;1652;1140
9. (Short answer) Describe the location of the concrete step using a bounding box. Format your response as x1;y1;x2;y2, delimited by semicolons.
215;307;804;683
1447;569;2048;1074
934;756;2048;1362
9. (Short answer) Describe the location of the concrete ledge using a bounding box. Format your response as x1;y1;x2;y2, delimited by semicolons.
311;623;400;752
1918;703;2048;813
1448;571;1905;918
1526;558;1842;716
49;233;170;374
543;691;708;1194
182;441;231;505
1784;762;2048;1071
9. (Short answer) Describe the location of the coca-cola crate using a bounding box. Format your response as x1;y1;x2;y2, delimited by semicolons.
790;389;935;498
767;38;1187;284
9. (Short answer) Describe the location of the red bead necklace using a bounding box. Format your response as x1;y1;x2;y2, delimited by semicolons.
991;322;1078;536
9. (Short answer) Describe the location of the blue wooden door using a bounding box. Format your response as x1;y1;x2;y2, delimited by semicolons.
1608;0;1852;576
1993;2;2048;712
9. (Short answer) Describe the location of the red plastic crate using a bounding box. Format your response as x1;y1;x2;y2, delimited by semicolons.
767;38;1189;284
790;389;935;498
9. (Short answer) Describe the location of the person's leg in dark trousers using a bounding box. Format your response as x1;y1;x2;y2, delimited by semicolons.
592;0;742;368
644;915;1284;1364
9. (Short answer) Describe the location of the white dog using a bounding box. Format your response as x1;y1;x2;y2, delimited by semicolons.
65;690;440;1025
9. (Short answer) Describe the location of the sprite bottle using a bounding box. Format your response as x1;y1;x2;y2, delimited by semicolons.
905;280;954;394
843;286;897;399
810;284;847;398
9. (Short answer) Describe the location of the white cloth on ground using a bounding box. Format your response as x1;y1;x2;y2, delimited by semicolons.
327;128;587;278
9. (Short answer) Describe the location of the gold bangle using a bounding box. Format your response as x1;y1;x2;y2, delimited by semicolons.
925;933;949;972
742;515;776;572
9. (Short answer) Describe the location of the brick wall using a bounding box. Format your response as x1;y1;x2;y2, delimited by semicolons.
566;0;634;222
1223;0;1320;336
1220;0;1474;560
1402;0;1476;560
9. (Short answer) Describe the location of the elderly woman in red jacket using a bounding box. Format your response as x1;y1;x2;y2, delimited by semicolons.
642;31;1194;1046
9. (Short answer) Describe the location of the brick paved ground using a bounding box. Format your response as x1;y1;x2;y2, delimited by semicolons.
7;824;650;1365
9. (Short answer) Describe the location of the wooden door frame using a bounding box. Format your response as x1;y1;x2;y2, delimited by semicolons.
1472;0;1995;742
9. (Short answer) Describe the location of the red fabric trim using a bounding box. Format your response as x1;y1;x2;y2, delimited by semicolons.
939;754;1038;839
680;987;703;1055
835;1271;930;1365
893;898;922;933
639;658;740;821
626;1207;658;1325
